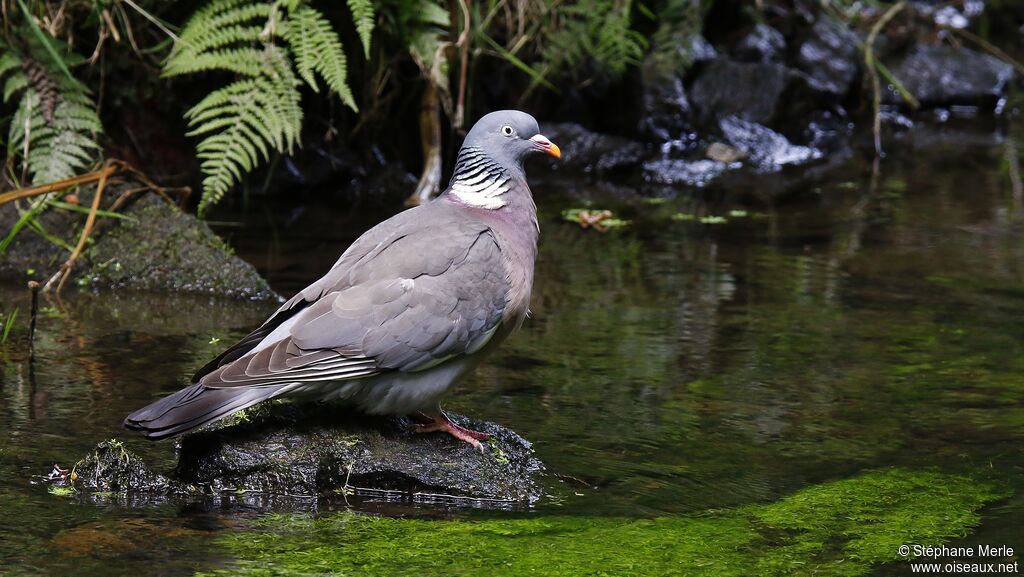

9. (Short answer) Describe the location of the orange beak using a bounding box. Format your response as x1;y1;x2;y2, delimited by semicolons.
530;134;561;158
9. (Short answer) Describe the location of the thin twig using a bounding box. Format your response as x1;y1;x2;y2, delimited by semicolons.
453;0;471;132
864;1;907;158
120;0;179;42
45;162;116;294
0;170;111;206
945;26;1024;78
1005;139;1023;216
27;280;39;360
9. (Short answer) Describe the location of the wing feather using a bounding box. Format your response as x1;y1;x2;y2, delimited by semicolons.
198;203;509;390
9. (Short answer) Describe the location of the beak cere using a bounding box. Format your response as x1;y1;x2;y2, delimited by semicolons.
530;134;561;159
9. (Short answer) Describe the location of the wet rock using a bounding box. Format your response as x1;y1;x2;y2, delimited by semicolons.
795;16;861;97
689;60;814;127
85;195;275;298
734;24;785;63
0;182;276;299
639;60;695;145
886;45;1014;107
643;159;727;187
540;123;646;174
654;32;718;67
65;404;545;505
719;116;822;171
69;440;180;494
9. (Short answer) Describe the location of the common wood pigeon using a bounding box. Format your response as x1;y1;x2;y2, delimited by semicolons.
124;110;560;450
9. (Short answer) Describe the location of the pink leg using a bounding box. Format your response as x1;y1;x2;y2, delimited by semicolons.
413;411;491;451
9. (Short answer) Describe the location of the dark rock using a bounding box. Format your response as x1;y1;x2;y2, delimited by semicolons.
540;123;646;174
643;159;727;187
719;116;822;171
654;32;718;67
687;34;719;64
795;16;861;97
70;440;181;495
639;60;695;145
885;45;1014;107
0;182;276;299
734;24;786;63
689;60;815;127
64;404;545;506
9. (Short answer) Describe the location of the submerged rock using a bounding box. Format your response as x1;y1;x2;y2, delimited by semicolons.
642;159;727;187
887;45;1014;107
719;116;822;171
63;404;545;506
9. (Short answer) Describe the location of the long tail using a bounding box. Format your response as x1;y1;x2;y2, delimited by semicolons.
123;383;286;440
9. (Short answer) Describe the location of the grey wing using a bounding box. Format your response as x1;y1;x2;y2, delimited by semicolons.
192;203;442;382
198;229;508;389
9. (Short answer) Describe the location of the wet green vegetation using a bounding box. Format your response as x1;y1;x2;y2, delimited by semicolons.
205;469;1007;577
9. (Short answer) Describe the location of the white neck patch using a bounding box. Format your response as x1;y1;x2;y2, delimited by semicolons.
448;147;511;209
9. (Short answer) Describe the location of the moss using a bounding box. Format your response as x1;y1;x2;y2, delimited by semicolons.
202;468;1008;577
83;194;276;299
748;469;1008;576
47;486;76;498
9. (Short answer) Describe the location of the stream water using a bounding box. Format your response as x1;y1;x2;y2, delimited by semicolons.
1;120;1022;575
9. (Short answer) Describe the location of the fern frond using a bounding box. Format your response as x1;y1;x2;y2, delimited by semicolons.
184;47;301;214
0;52;22;78
168;0;370;213
164;48;267;77
346;0;375;58
3;31;103;185
284;6;356;110
3;74;29;102
177;1;271;47
8;89;102;183
543;0;647;78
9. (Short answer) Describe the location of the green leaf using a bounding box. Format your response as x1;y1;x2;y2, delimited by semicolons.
346;0;375;58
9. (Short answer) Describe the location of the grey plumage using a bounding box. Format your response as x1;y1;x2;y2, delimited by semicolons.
125;110;560;441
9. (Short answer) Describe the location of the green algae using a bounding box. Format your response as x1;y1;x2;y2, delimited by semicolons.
202;468;1008;577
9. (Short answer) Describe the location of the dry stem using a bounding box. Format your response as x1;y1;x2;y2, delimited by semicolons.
864;1;907;158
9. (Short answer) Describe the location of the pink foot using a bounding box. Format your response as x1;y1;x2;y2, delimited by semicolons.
413;411;491;451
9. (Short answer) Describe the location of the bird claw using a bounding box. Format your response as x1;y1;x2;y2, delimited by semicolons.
413;411;491;452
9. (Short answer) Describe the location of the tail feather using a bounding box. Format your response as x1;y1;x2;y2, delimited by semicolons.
124;383;285;440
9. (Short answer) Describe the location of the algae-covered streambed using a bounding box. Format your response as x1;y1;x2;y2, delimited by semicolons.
2;122;1024;576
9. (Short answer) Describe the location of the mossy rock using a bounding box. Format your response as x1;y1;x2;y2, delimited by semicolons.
63;404;544;505
0;182;275;299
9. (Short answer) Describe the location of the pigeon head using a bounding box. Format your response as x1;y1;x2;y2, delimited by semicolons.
462;110;561;168
447;110;559;209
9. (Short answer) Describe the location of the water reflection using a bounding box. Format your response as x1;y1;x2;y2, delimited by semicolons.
0;122;1023;574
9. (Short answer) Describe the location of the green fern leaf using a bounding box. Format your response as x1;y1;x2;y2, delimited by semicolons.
164;48;267;77
346;0;375;58
0;52;22;78
4;73;29;102
167;0;369;213
284;6;356;110
184;50;301;214
4;29;103;185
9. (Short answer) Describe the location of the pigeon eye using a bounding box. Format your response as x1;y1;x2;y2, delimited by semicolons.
501;125;515;137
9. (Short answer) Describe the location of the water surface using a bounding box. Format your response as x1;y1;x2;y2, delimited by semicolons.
1;120;1022;575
